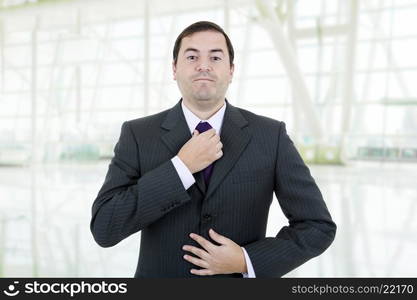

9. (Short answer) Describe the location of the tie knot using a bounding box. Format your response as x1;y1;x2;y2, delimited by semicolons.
195;121;212;133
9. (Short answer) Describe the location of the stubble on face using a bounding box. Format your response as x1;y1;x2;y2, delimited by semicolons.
191;72;217;102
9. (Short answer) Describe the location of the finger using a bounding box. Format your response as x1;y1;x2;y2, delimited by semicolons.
209;228;231;245
200;128;216;137
183;254;209;269
216;142;223;151
189;233;215;253
211;134;220;143
216;150;223;159
182;245;209;260
193;130;199;136
190;268;214;276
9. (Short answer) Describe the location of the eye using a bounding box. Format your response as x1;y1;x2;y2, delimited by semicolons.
211;56;222;61
187;55;197;61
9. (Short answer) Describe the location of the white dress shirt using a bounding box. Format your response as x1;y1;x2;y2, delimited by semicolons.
170;100;256;278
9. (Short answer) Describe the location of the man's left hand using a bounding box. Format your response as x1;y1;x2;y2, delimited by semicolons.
182;228;247;276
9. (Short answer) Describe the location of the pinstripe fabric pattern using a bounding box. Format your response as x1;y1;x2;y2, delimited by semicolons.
90;99;336;278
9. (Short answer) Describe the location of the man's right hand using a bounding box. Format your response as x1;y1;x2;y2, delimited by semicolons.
177;128;223;174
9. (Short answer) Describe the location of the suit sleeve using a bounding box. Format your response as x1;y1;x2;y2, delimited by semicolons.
243;122;336;277
90;121;191;247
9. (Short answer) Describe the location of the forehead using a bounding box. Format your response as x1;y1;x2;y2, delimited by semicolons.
180;30;228;52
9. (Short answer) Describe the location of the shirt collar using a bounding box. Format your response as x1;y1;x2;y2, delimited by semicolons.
181;100;226;135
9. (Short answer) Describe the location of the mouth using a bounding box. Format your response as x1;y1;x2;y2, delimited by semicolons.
193;78;214;82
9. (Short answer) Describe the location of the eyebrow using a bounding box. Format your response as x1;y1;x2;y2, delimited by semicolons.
183;47;224;55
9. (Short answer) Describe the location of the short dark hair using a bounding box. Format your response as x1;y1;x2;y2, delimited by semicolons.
172;21;234;66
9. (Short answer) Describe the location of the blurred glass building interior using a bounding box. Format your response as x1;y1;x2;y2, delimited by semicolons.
0;0;416;277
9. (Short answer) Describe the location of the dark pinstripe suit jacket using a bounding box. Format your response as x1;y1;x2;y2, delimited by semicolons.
90;99;336;278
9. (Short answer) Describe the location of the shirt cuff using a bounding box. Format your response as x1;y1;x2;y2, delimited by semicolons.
241;247;256;278
171;156;195;190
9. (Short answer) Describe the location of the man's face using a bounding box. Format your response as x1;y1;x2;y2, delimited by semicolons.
172;30;234;106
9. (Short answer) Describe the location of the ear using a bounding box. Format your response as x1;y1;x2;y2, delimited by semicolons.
172;61;177;80
229;64;235;83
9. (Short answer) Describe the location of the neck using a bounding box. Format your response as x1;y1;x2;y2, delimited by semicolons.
182;98;225;120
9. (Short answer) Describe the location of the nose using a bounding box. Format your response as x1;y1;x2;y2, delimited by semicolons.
195;58;212;72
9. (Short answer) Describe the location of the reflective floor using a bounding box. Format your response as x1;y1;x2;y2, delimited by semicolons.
0;161;416;277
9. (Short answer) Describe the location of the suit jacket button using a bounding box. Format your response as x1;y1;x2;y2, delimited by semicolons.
202;214;212;222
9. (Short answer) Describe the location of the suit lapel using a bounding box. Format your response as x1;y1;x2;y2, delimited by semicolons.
204;101;252;201
160;100;252;198
161;100;206;194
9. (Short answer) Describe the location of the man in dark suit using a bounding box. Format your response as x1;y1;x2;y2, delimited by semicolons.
90;21;336;278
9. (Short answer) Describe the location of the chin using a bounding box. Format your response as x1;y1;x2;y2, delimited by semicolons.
194;94;214;102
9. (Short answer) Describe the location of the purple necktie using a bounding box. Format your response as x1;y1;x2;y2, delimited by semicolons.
195;121;214;185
